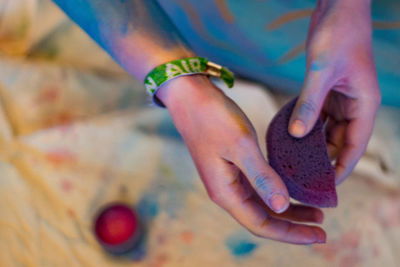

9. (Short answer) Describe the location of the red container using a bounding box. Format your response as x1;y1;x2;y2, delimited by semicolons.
94;203;143;257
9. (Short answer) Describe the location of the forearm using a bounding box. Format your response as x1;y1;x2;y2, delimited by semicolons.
53;0;194;81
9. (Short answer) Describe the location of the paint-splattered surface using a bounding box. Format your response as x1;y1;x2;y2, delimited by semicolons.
1;1;400;266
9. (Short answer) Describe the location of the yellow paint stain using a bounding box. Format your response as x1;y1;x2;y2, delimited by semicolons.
277;41;306;64
176;0;236;51
373;21;400;30
266;9;313;31
233;115;252;136
215;0;235;24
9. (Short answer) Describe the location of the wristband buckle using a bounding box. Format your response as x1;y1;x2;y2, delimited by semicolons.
205;61;222;77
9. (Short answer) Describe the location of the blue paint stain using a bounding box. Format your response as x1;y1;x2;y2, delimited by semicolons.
225;232;258;258
310;61;324;71
126;235;148;261
310;54;328;71
136;193;159;221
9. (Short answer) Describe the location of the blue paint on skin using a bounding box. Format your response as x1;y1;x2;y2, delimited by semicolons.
310;54;328;71
310;61;325;71
254;175;269;191
242;157;257;179
225;232;258;258
241;158;271;193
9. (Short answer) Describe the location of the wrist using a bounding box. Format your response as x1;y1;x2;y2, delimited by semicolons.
155;74;219;111
145;57;234;109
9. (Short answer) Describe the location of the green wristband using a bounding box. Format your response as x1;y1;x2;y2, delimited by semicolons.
144;57;234;107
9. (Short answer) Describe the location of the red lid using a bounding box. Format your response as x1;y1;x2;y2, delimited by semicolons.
94;203;138;246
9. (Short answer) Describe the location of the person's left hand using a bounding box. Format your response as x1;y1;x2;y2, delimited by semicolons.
156;75;326;244
288;0;381;185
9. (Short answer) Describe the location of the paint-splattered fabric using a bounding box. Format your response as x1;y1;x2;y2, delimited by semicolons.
0;0;400;266
158;0;400;107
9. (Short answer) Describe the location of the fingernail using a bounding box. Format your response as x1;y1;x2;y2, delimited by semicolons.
269;193;289;213
315;211;324;224
314;229;327;244
290;120;306;137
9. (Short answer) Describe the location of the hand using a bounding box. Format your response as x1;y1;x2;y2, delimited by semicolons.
289;0;381;184
156;75;326;244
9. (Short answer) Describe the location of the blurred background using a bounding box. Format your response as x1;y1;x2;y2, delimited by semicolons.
0;0;400;266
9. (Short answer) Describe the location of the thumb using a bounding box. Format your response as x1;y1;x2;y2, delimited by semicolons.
234;143;290;214
289;74;330;138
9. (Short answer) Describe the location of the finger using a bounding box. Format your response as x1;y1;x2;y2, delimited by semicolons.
334;107;376;185
232;140;290;214
226;194;326;244
238;172;324;224
326;120;347;160
199;157;326;244
194;155;249;208
289;65;332;138
267;203;324;224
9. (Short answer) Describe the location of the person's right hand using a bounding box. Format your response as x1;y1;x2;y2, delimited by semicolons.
155;75;326;244
288;0;380;185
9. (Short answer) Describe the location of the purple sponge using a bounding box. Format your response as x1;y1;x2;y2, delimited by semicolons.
266;98;337;208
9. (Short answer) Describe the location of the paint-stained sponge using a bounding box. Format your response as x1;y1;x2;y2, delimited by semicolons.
266;97;337;208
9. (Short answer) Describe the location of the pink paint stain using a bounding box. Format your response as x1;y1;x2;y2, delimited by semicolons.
312;230;362;265
312;243;339;262
37;86;59;103
374;195;400;228
46;149;76;165
373;246;380;257
157;234;167;245
340;231;361;248
339;253;362;267
151;254;168;267
180;231;194;245
58;125;72;134
61;180;73;193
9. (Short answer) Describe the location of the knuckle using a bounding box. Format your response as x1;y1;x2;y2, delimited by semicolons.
235;135;255;146
208;191;226;206
248;215;274;238
282;222;292;239
233;136;257;154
